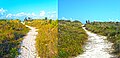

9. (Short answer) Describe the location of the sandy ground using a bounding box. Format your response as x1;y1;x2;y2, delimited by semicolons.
17;25;38;58
75;27;114;58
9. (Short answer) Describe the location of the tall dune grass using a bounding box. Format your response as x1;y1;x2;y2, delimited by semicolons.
0;19;29;58
26;19;58;58
58;20;88;58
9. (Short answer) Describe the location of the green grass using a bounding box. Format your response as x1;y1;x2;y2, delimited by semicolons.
25;19;88;58
58;20;88;58
25;19;58;58
0;19;29;58
85;22;120;57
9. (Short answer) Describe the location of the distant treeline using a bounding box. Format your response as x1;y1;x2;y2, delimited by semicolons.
0;19;7;21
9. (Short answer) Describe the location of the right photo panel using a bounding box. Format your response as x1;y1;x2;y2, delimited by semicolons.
58;0;120;58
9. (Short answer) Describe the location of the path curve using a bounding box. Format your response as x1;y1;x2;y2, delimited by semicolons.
75;26;114;58
17;24;38;58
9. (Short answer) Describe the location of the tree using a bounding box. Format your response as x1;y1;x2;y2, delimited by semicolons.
28;17;31;20
45;17;47;20
86;20;90;24
24;17;27;21
116;22;119;34
86;20;88;24
88;20;90;24
49;19;52;24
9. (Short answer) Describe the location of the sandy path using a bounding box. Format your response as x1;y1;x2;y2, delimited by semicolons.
17;25;38;58
75;27;114;58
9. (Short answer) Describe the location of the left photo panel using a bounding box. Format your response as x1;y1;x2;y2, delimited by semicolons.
0;0;58;58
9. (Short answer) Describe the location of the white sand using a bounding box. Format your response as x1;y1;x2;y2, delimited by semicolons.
75;27;114;58
17;25;38;58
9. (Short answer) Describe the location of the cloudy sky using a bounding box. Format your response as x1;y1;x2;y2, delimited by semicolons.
0;0;58;20
59;0;120;23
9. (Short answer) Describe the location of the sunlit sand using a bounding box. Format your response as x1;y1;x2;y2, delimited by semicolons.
75;26;114;58
17;24;38;58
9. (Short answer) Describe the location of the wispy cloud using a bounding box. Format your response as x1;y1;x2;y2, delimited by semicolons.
61;17;67;20
70;18;72;20
115;19;119;22
6;12;36;18
108;18;120;22
47;11;57;19
61;17;73;20
15;12;26;17
5;10;57;19
6;12;27;18
39;11;45;16
0;8;57;19
0;8;7;15
6;14;12;18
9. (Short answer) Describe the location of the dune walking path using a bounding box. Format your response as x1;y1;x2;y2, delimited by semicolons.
75;26;114;58
17;23;38;58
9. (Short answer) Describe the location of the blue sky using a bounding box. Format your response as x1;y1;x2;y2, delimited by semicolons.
0;0;58;20
58;0;120;23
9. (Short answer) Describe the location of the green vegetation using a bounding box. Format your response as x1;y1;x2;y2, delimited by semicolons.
26;19;88;58
85;22;120;57
26;19;58;58
58;20;88;58
0;19;29;58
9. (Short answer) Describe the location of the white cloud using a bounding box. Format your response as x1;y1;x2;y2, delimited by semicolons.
93;20;97;21
49;15;54;19
6;12;37;18
48;12;51;14
48;11;56;14
15;12;26;17
52;11;57;14
48;11;57;19
40;11;45;16
6;12;26;18
31;13;36;16
70;18;72;20
6;14;12;18
61;17;67;20
107;18;120;22
5;10;57;19
108;18;116;22
116;19;119;22
0;8;57;19
0;8;7;15
108;18;112;21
